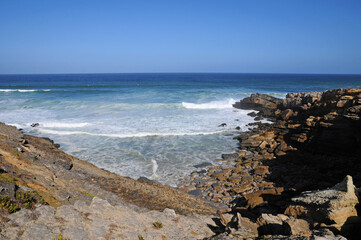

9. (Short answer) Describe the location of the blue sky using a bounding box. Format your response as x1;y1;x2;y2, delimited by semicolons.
0;0;360;74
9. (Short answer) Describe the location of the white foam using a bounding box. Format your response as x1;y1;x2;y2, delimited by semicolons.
182;98;236;109
0;89;51;92
38;122;90;128
150;159;159;178
37;128;228;138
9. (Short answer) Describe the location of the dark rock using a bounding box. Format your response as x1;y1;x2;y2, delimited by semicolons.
188;188;203;197
235;126;241;130
221;153;239;161
254;116;264;121
194;162;212;168
247;112;257;117
233;93;283;118
0;181;16;200
218;123;227;127
30;123;39;127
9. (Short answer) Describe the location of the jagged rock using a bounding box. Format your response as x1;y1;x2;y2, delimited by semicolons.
254;116;264;121
218;123;227;127
30;123;39;127
220;213;233;227
257;213;288;235
283;91;322;109
281;109;294;120
289;175;359;232
247;112;257;117
312;228;347;240
233;93;282;117
230;213;258;238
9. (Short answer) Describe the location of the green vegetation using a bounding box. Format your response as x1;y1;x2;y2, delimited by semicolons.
16;190;46;209
153;221;163;228
0;189;47;213
0;173;17;183
0;196;20;213
85;192;95;197
51;235;69;240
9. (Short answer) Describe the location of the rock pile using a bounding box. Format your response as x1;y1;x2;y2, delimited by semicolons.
180;88;361;239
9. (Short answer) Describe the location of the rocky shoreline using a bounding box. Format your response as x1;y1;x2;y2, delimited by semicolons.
0;123;217;239
1;88;361;239
179;88;361;239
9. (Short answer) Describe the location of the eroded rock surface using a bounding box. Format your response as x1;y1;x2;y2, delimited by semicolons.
1;197;214;240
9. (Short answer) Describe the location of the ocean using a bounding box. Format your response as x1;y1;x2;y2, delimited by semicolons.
0;73;360;186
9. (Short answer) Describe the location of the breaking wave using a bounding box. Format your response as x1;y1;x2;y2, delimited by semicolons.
182;98;236;109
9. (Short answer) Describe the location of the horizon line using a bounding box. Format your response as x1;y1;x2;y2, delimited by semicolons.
1;72;361;76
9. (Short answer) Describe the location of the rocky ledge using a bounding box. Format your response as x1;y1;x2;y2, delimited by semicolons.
0;122;219;239
179;88;361;239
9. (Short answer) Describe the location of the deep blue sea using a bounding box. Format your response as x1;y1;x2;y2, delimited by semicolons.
0;73;360;186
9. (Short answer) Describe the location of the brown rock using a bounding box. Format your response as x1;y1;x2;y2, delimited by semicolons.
232;183;253;194
291;175;360;231
284;205;308;217
283;218;312;236
230;213;259;238
220;213;234;227
337;100;348;108
281;109;294;120
254;165;269;176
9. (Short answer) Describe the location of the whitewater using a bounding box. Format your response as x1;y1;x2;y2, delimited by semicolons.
0;73;360;186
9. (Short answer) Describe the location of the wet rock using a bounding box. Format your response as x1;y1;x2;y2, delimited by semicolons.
193;162;212;168
221;153;239;161
254;116;264;121
247;111;257;117
218;123;227;127
30;123;39;127
233;93;282;118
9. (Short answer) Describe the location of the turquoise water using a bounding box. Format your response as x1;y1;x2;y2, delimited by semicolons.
0;73;360;186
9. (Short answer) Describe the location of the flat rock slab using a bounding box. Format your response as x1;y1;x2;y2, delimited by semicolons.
1;197;215;240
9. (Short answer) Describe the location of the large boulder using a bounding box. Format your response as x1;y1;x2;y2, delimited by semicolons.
233;93;282;117
286;175;360;233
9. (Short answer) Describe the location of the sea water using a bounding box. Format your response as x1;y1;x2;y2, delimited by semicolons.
0;73;360;186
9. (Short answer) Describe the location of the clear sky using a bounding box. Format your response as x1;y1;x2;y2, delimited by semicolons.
0;0;361;74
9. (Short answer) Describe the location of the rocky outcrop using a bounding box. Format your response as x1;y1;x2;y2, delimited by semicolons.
233;93;283;118
0;122;220;239
0;122;216;216
181;88;361;239
287;175;359;232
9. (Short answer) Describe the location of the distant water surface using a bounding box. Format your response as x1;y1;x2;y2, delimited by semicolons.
0;73;360;186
